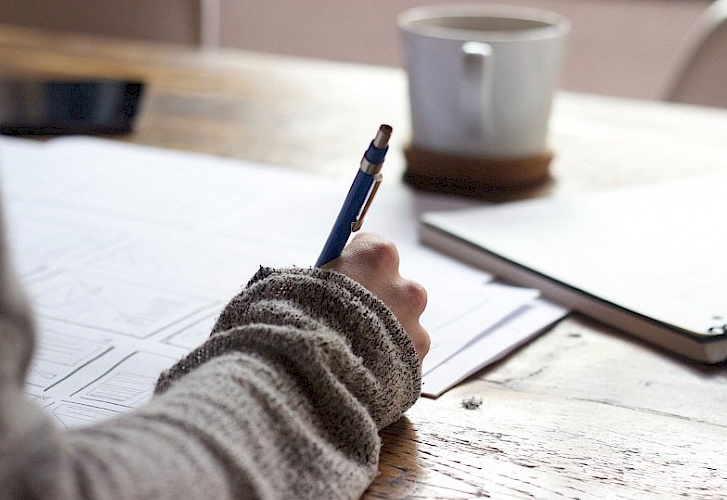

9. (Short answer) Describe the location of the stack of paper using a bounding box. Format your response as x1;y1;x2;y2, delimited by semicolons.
0;136;566;428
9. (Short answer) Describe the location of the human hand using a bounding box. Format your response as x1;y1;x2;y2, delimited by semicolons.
324;232;430;360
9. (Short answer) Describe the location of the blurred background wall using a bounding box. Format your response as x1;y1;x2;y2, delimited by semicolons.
0;0;713;99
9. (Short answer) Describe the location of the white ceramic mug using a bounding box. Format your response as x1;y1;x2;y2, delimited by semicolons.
398;4;569;159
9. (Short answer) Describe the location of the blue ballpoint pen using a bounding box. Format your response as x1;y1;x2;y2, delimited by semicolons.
315;124;392;267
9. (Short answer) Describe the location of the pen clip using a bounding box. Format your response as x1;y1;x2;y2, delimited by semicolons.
351;173;382;232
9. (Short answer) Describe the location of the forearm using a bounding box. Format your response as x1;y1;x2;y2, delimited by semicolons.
148;266;422;497
66;350;379;499
202;266;422;429
1;266;421;500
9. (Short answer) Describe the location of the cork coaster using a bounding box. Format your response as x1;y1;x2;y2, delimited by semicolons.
403;144;553;200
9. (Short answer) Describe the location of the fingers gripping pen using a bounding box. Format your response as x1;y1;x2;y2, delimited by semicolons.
315;124;392;267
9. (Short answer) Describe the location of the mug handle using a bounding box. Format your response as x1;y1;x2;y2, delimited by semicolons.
461;41;493;141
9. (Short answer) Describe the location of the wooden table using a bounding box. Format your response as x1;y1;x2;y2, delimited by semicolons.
2;25;726;499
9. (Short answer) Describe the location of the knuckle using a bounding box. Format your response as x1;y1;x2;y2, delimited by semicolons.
402;280;428;313
418;332;431;357
368;239;400;269
409;326;431;359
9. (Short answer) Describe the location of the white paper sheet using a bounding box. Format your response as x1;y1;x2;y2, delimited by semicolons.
0;136;566;426
421;299;568;397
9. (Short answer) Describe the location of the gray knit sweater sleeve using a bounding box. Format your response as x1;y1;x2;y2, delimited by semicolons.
157;266;421;429
0;266;421;500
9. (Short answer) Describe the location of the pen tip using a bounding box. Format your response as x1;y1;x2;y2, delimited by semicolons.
373;124;393;148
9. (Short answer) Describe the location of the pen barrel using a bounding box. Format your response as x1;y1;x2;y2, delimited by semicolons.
315;170;375;267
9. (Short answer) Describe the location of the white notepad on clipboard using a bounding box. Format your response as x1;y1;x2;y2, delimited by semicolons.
420;173;727;364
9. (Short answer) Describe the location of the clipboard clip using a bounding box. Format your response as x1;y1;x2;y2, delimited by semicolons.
351;172;382;232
